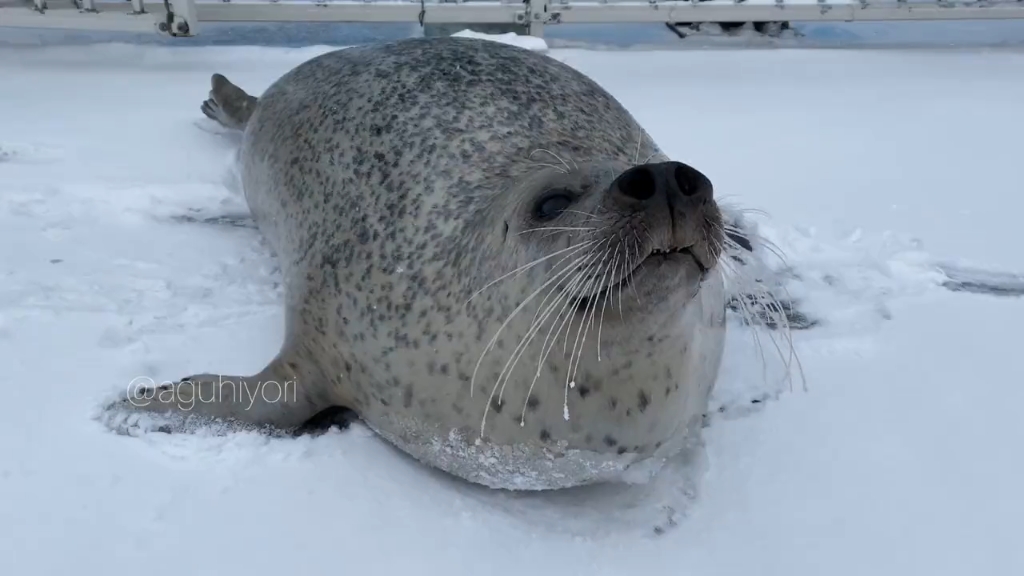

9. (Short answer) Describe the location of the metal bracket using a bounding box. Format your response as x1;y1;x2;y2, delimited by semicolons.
158;0;199;36
72;0;99;13
525;0;561;35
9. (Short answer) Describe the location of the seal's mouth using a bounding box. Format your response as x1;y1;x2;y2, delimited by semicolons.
573;246;707;313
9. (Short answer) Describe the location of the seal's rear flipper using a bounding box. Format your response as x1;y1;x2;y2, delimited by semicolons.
293;406;360;436
200;73;258;131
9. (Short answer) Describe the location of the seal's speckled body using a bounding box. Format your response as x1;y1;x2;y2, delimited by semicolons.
124;37;729;490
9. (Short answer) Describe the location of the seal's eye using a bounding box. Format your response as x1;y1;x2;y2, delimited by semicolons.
533;189;574;221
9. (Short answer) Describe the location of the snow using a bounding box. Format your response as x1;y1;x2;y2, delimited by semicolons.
2;26;1024;576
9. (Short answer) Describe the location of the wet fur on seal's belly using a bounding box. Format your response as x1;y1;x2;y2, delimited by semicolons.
365;410;706;490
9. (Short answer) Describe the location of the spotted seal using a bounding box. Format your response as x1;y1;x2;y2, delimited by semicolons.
115;36;734;491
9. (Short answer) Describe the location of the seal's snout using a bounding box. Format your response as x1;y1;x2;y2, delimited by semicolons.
602;160;720;276
609;160;714;207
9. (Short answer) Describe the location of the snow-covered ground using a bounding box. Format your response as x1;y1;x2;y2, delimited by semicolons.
2;25;1024;576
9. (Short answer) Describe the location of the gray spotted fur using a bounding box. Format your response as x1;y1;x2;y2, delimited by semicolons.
118;37;729;490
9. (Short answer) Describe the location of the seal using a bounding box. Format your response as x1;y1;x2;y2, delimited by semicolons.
116;36;732;491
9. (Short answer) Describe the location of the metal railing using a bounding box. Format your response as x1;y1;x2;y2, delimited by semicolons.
3;0;1024;37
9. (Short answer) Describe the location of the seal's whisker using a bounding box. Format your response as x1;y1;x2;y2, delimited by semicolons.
537;223;609;242
521;237;611;329
731;280;772;385
522;260;597;426
493;245;602;429
562;209;603;221
471;240;599;401
561;256;606;416
730;206;771;219
632;129;644;166
711;220;807;394
524;263;589;362
562;255;606;355
701;225;715;263
532;253;602;420
494;243;608;408
721;222;787;264
712;230;769;370
556;151;579;172
516;295;576;423
479;258;592;435
639;223;656;248
529;148;573;173
622;233;644;309
596;245;622;362
576;253;612;371
531;162;569;174
538;229;580;242
615;232;628;319
749;286;806;392
517;226;595;236
750;290;796;386
757;239;790;269
467;239;598;305
565;256;611;415
480;238;612;433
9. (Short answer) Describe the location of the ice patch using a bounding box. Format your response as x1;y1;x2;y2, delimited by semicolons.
451;29;549;52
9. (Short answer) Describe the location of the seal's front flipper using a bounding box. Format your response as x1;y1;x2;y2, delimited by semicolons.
727;295;819;330
725;229;753;252
720;213;819;331
115;356;325;431
200;73;258;131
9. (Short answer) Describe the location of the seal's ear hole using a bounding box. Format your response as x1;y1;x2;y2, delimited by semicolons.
533;188;575;221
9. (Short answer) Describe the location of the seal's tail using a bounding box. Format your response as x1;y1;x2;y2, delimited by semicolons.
200;73;258;131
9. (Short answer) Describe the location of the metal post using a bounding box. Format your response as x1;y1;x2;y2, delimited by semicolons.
157;0;199;36
528;0;548;36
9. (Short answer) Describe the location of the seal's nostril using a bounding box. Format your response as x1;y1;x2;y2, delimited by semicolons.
610;161;713;206
669;161;713;200
617;166;657;201
673;165;695;197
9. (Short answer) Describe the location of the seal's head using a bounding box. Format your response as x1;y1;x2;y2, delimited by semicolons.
502;156;722;323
